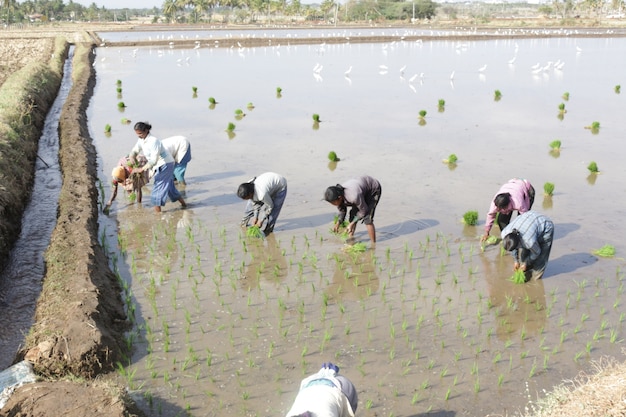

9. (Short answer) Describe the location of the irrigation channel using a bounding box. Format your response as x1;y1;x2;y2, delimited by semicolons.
0;47;74;371
90;33;626;417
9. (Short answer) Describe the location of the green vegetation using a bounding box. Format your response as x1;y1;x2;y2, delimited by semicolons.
104;124;111;133
226;122;236;132
462;211;478;226
562;92;570;101
543;182;555;196
345;242;367;253
247;102;255;110
192;86;198;94
438;99;445;112
208;97;217;104
615;85;621;94
558;103;566;113
121;118;131;125
117;101;126;109
312;114;321;123
419;109;427;118
549;140;561;151
593;245;615;258
246;226;264;238
509;269;526;284
494;90;502;101
328;151;340;162
587;161;599;173
443;154;458;164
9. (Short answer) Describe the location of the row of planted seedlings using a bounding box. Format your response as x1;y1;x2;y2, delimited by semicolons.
112;214;625;416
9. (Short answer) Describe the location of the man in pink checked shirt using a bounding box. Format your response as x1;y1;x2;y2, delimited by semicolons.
481;178;535;243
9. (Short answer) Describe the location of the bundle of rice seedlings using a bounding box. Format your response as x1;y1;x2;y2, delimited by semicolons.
246;226;264;238
344;242;367;253
592;245;615;258
463;211;478;226
509;269;526;284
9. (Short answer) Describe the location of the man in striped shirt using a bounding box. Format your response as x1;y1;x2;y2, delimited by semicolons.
501;211;554;281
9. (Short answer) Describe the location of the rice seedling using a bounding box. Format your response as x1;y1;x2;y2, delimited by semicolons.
345;242;367;253
509;269;526;284
418;109;427;119
246;226;264;238
117;101;126;109
442;154;458;165
312;114;321;123
208;97;217;104
462;211;478;226
328;151;340;162
615;85;621;94
234;109;246;119
437;99;445;112
538;184;554;201
246;102;255;110
104;124;111;133
474;378;480;393
585;121;600;134
494;90;502;101
365;399;373;409
557;102;566;113
593;244;615;257
226;122;236;132
587;161;599;173
562;91;570;100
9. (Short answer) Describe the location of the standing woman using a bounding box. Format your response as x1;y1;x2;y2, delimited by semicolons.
129;122;187;213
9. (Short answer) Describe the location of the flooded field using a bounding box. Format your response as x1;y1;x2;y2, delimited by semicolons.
89;35;626;416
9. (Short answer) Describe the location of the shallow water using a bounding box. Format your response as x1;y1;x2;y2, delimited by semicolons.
89;36;626;416
0;48;73;371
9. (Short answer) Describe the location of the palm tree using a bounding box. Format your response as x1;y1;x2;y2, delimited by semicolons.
192;0;210;22
162;0;177;22
2;0;15;25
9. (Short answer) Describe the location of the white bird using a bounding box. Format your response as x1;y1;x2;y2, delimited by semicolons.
508;56;516;65
344;66;352;76
399;64;406;74
409;73;418;82
576;46;582;52
531;62;540;70
478;64;487;72
379;64;388;70
450;70;455;80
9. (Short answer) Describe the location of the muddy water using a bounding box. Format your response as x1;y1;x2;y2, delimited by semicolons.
0;48;74;371
89;37;625;416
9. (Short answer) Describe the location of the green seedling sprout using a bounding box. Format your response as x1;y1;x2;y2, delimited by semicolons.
585;121;600;133
438;99;445;112
208;97;217;104
312;114;321;123
562;91;570;101
276;86;282;94
104;124;111;133
462;211;478;226
116;79;122;86
328;151;340;162
615;85;621;94
509;269;526;284
247;102;255;110
344;242;367;253
121;117;131;125
558;103;566;113
443;154;458;165
117;101;126;109
418;109;427;119
593;245;615;258
549;140;561;151
494;90;502;101
116;87;122;94
543;182;555;196
587;161;599;173
235;109;244;116
192;86;198;93
226;122;236;132
246;226;264;238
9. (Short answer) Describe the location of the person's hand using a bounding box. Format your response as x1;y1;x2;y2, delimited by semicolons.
513;262;520;271
519;263;527;272
347;222;356;236
332;222;340;233
480;233;489;243
103;203;111;215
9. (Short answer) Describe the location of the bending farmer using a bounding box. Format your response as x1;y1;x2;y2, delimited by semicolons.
501;211;554;281
104;155;149;213
324;175;382;243
285;362;358;417
482;178;535;242
161;135;192;185
237;172;287;236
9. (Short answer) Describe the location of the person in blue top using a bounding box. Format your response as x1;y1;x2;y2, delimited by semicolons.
501;211;554;281
129;122;186;213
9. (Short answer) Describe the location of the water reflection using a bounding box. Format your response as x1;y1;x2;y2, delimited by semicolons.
240;234;288;290
325;250;379;301
479;251;547;341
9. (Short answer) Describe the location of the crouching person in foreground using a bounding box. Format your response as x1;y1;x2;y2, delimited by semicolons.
286;362;358;417
501;210;554;281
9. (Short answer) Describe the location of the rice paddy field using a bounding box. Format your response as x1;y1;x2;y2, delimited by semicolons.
89;32;626;417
